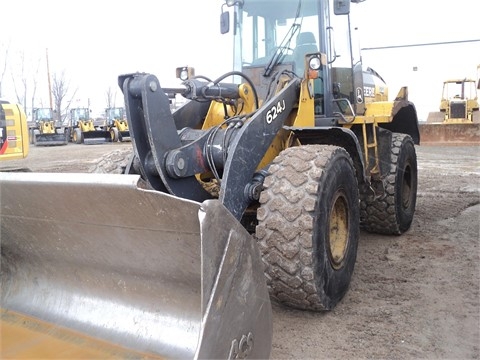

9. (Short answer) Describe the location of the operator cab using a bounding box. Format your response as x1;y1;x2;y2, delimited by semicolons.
442;79;478;101
106;107;125;126
223;0;364;121
33;108;54;123
70;108;90;126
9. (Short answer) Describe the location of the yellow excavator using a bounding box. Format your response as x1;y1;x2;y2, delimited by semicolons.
1;0;421;358
0;100;29;161
420;68;480;145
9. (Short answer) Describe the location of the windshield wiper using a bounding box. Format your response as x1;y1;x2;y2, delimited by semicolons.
263;0;302;77
263;23;300;77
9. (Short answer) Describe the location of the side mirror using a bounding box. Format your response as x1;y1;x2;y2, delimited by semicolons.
220;0;244;34
334;0;350;15
220;8;230;34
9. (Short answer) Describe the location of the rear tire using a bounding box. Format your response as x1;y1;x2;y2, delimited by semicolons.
360;133;417;235
33;129;40;146
256;145;359;311
65;128;71;142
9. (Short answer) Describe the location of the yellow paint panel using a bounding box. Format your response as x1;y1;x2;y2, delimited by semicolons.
0;103;29;160
292;79;315;127
1;309;163;359
363;101;394;123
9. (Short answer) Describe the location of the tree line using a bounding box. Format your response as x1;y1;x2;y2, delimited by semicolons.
0;43;118;123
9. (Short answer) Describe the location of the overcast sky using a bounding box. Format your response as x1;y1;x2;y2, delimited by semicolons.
1;0;479;120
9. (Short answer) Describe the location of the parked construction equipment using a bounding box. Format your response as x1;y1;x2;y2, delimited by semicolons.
67;107;111;144
105;107;130;141
421;74;480;144
29;107;68;146
0;100;29;160
1;0;421;358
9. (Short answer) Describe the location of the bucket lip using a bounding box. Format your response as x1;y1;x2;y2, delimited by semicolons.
0;171;140;185
0;171;208;207
1;309;168;359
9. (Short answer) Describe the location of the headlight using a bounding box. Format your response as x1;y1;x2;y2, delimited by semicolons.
309;56;322;71
180;69;189;81
176;66;195;81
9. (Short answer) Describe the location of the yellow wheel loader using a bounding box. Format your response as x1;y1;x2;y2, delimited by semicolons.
1;0;421;358
29;107;68;146
67;107;112;144
106;106;131;142
421;76;480;145
0;100;29;160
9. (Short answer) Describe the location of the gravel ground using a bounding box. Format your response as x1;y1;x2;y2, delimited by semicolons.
1;142;479;359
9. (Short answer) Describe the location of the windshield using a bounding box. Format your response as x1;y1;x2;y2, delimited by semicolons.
107;108;124;120
232;0;358;116
235;0;320;72
35;108;53;121
72;108;89;121
443;80;478;100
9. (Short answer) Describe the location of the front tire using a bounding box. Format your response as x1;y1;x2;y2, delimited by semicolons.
360;133;417;235
73;128;83;144
110;128;119;142
256;145;359;311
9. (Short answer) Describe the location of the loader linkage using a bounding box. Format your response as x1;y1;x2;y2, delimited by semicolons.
120;72;301;220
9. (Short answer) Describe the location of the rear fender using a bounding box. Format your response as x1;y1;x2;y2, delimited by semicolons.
380;100;420;145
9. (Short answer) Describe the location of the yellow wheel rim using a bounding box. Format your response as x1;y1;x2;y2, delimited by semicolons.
328;192;349;270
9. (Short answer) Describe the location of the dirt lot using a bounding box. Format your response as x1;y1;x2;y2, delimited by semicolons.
1;142;479;359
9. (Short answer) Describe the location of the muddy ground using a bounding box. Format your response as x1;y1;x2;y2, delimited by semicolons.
1;142;479;359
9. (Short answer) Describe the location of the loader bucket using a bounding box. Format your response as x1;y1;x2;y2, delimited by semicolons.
0;172;272;359
418;122;480;145
425;111;445;123
34;133;68;146
120;130;131;142
82;130;112;144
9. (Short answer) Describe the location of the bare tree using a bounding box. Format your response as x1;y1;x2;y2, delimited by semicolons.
105;86;117;110
9;50;41;115
10;51;27;111
0;42;10;98
52;71;77;124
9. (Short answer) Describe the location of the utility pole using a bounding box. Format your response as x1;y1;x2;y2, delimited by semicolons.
46;48;53;110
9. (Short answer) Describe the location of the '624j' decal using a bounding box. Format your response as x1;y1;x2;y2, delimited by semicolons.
265;99;286;124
